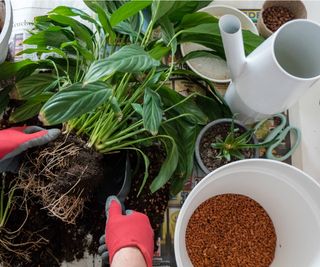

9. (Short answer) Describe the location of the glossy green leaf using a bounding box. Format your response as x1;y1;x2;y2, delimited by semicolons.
94;4;116;43
40;82;113;125
148;44;170;60
0;60;39;80
151;0;175;22
143;88;162;135
110;0;152;27
150;136;179;193
158;86;207;125
50;6;100;28
11;74;58;100
243;29;264;54
48;14;94;50
61;40;94;61
132;103;143;116
24;26;72;48
9;93;53;123
159;16;176;53
179;11;219;29
84;44;160;83
167;1;211;22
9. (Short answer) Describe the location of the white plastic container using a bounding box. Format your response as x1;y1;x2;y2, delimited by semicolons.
220;15;320;123
174;159;320;267
0;0;13;63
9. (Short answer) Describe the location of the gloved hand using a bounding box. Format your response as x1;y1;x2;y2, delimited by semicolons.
0;126;60;173
98;196;154;267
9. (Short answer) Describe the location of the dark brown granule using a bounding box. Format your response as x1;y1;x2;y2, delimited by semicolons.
186;194;276;267
263;6;295;32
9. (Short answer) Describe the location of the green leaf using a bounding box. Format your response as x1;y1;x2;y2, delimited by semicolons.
150;136;179;193
50;6;100;29
17;47;66;58
61;40;94;61
243;29;264;54
24;26;72;48
48;14;94;50
94;4;116;43
11;74;58;100
143;88;163;135
132;103;143;116
167;1;211;23
159;16;176;53
179;11;219;29
163;121;200;195
0;60;39;81
158;86;208;125
84;44;160;83
148;44;170;60
0;86;12;114
110;0;152;27
39;82;113;125
151;0;175;22
9;93;53;123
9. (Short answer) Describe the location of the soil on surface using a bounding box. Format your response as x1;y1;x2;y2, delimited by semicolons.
2;141;170;266
199;122;256;171
186;194;277;267
125;145;170;250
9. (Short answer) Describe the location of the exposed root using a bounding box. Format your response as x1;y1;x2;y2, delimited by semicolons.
17;137;86;224
0;196;48;265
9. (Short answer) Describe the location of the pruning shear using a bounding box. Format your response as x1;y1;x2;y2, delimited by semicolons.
254;113;301;162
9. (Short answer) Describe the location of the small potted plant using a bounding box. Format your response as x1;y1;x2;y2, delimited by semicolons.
0;0;12;63
195;117;262;174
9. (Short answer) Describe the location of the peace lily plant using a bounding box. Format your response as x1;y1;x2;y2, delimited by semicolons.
0;0;262;194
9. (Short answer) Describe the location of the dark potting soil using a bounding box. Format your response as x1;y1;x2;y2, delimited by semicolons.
199;122;256;171
125;145;170;250
2;134;108;266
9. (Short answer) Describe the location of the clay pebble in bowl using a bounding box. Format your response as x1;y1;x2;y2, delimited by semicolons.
180;5;258;84
257;0;307;38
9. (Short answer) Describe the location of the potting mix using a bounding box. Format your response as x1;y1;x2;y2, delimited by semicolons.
186;194;276;267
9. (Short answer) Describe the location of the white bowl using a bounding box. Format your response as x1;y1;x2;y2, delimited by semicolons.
174;159;320;267
180;5;258;83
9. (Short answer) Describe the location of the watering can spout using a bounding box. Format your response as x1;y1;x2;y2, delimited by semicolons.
219;15;246;81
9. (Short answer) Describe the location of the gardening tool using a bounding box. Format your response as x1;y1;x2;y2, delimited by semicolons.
98;195;153;267
219;14;320;123
254;113;301;161
0;0;13;63
98;152;132;267
0;126;60;172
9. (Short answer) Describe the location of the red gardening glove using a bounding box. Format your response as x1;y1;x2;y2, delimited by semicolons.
104;196;154;267
0;126;60;172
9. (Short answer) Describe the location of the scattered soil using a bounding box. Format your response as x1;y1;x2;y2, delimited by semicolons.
125;145;171;250
186;194;277;267
263;6;295;32
199;122;256;171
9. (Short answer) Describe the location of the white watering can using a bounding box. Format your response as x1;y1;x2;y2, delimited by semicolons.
0;0;12;63
219;15;320;123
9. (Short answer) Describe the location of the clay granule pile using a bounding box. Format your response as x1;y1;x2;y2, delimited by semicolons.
186;194;276;267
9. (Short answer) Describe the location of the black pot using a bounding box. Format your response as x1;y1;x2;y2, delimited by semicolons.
96;151;132;206
195;118;259;174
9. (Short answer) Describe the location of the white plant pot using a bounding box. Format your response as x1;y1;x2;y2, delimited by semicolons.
175;159;320;267
0;0;12;63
